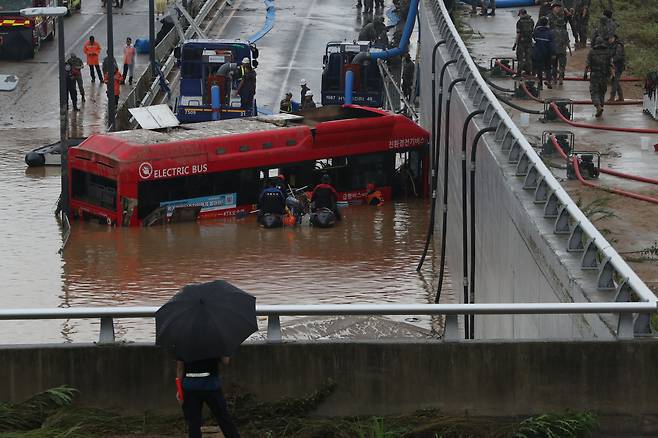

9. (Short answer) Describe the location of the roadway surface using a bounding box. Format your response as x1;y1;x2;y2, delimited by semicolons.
0;0;447;344
462;5;658;291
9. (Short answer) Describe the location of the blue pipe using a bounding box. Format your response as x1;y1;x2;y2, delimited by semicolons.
371;0;418;60
248;0;276;43
344;70;354;105
211;85;221;121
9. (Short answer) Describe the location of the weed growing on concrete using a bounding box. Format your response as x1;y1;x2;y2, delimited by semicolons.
0;386;77;432
575;196;617;224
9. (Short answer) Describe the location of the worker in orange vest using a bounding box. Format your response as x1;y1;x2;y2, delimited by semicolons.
104;68;124;106
83;36;103;83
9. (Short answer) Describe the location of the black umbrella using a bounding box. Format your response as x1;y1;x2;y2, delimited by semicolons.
155;280;257;362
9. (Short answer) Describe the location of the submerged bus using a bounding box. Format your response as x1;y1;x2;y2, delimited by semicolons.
0;0;56;59
321;41;384;107
174;39;259;123
68;105;429;227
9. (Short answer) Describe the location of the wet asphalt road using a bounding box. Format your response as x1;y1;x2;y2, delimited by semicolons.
0;1;447;343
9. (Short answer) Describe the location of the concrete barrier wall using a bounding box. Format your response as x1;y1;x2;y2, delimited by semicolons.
1;341;658;434
418;1;616;339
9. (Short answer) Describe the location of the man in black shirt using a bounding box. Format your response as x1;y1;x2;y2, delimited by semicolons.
176;356;240;438
237;58;256;115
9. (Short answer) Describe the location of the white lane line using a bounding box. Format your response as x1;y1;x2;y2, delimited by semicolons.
274;0;318;108
45;13;106;76
209;0;245;37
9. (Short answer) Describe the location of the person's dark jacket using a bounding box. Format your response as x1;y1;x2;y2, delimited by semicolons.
258;187;286;215
532;25;553;68
238;69;256;96
311;183;338;211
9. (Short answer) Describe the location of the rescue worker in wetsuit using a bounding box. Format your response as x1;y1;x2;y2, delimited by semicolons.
257;179;286;224
311;174;341;220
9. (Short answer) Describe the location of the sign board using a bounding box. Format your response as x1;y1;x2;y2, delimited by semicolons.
208;55;226;63
129;104;180;130
0;74;18;92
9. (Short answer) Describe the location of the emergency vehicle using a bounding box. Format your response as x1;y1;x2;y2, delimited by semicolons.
0;0;56;59
321;41;385;107
173;39;259;123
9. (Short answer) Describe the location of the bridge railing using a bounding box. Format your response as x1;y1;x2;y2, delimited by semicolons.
0;302;655;344
423;0;657;331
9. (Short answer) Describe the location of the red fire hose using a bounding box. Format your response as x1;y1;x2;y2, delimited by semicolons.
494;60;642;82
549;136;658;203
550;135;658;185
519;82;642;106
572;156;658;205
550;102;658;134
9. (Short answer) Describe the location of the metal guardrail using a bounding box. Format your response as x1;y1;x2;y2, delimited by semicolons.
115;0;227;129
424;0;657;333
377;59;418;121
1;302;656;344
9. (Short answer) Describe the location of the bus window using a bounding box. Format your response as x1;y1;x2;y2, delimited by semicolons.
137;170;261;219
72;169;117;211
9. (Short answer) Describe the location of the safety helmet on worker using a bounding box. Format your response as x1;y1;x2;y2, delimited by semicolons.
300;79;307;86
242;57;250;64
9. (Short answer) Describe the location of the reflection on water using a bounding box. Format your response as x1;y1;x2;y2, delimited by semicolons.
0;137;452;342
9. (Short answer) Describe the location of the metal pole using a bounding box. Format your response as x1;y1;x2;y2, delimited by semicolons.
149;0;156;76
106;0;116;131
58;16;69;218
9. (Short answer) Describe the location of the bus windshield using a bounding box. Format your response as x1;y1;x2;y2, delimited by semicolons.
0;0;33;13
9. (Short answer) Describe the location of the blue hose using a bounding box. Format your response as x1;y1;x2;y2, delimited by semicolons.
370;0;418;60
344;70;354;104
211;85;221;121
248;0;276;43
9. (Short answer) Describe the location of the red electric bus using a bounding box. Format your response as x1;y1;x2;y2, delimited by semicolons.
0;0;56;59
68;105;429;226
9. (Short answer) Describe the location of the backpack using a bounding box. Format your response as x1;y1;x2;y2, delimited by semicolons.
517;17;534;44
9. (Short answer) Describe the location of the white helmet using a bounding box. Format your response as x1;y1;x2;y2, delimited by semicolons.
300;79;307;86
307;92;313;97
242;57;250;64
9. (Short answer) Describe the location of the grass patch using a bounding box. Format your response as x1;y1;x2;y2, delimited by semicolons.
0;385;600;437
589;0;658;76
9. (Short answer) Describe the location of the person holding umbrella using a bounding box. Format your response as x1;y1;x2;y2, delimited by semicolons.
156;280;257;438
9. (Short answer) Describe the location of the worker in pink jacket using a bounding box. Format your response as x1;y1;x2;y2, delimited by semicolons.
122;37;136;85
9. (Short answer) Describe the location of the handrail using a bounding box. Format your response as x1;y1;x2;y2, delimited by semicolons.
425;0;657;307
1;302;655;343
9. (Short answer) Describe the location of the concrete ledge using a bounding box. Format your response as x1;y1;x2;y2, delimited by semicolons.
2;340;658;433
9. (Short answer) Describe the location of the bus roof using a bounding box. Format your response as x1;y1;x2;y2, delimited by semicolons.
73;105;426;165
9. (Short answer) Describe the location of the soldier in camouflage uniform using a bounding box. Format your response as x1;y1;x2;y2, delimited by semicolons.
562;0;578;47
607;34;626;101
586;36;613;117
536;0;553;18
592;9;618;42
548;1;569;84
574;0;590;48
514;9;535;76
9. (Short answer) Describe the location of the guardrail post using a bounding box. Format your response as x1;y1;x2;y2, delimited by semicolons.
443;314;459;341
267;315;282;342
99;316;115;343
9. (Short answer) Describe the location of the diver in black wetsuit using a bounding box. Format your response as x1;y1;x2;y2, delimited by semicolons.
311;174;341;220
257;179;286;224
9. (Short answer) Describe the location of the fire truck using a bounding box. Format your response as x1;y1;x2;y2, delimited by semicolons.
0;0;56;59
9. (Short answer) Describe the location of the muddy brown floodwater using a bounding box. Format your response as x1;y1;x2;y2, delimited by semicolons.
0;134;451;343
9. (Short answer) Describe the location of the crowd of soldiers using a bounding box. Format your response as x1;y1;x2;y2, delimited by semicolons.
514;0;625;117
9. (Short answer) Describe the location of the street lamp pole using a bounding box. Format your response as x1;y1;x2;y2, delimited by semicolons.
149;0;156;77
21;7;69;216
106;0;115;131
57;16;67;217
